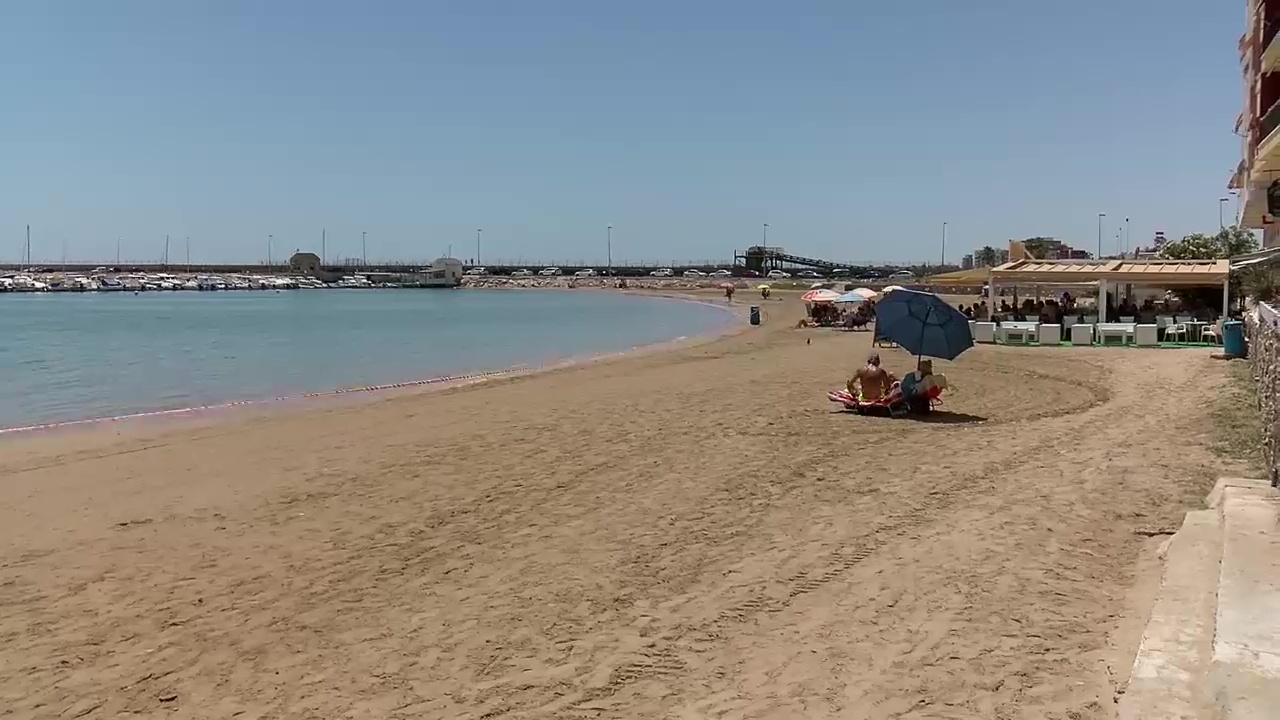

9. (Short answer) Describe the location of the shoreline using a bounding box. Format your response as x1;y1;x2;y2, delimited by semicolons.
0;294;1239;718
0;290;749;439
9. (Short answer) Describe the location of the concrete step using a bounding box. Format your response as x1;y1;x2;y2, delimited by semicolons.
1118;509;1222;720
1206;480;1280;720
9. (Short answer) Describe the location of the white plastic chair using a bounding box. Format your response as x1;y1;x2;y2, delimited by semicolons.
1201;321;1222;345
1165;321;1187;343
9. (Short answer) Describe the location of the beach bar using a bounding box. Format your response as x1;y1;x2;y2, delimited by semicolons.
988;259;1231;324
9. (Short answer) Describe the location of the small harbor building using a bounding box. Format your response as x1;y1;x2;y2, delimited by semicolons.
289;252;322;275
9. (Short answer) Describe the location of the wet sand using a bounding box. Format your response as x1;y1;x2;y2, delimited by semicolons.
0;294;1236;719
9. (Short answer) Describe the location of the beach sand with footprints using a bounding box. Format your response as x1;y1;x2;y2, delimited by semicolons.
0;291;1237;719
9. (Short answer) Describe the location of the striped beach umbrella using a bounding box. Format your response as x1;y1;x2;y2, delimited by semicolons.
800;288;842;304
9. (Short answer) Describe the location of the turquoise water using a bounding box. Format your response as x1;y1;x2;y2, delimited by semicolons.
0;290;731;428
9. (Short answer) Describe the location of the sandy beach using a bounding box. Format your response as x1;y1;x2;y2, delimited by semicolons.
0;293;1241;719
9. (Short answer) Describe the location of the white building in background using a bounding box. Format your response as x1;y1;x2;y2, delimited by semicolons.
428;257;464;284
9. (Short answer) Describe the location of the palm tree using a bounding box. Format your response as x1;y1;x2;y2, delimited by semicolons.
974;246;1000;267
1241;265;1280;303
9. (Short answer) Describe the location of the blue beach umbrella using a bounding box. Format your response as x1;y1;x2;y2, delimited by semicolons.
875;289;973;361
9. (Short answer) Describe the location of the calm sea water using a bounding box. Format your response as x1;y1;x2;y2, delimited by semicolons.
0;290;731;428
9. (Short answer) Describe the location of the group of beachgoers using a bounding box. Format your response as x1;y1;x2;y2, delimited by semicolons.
830;353;948;417
967;291;1231;326
797;298;877;329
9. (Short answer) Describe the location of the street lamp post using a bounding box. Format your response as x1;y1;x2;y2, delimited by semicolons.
268;234;273;267
941;221;948;267
1125;217;1131;256
361;231;367;267
763;223;768;244
607;225;613;275
1220;197;1230;229
1096;213;1106;259
476;229;482;265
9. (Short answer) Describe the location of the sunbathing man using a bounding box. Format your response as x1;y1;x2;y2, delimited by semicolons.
849;353;895;401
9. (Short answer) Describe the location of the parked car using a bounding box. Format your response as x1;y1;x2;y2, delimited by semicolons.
735;268;762;278
574;268;597;277
766;269;791;279
464;266;487;276
650;268;674;277
711;269;732;277
858;271;885;280
539;267;561;276
511;268;533;276
796;270;823;279
830;268;851;277
683;269;707;278
889;270;917;280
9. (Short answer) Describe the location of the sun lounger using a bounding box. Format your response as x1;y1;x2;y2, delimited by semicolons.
1095;322;1135;346
1000;321;1038;344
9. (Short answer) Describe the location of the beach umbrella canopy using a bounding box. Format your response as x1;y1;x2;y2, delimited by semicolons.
875;289;973;361
848;287;879;299
800;288;841;304
718;281;735;289
756;284;772;289
882;284;907;293
809;282;826;289
834;291;869;304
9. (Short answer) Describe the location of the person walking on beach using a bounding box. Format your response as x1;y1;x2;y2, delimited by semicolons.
724;285;735;303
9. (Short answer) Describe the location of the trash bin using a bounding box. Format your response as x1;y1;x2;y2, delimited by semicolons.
1223;320;1246;357
749;306;761;326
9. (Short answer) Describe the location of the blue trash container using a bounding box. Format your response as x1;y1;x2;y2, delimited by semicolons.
1223;320;1246;357
749;306;761;325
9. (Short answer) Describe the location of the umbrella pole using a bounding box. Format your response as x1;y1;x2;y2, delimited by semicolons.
917;319;928;371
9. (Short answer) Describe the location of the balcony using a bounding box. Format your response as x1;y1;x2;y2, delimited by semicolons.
1265;18;1280;71
1262;100;1280;147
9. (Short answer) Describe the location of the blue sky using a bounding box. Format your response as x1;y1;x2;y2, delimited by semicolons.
0;0;1246;265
